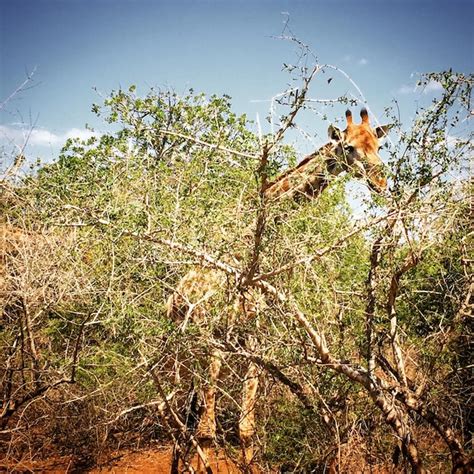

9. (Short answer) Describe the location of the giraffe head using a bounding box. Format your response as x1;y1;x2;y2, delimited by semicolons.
328;109;390;193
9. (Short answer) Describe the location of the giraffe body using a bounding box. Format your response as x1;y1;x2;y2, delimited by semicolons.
166;110;390;470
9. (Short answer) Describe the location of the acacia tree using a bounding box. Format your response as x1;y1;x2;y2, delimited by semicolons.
1;43;472;473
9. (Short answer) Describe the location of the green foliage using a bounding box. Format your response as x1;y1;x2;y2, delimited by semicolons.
388;71;472;196
262;396;324;469
1;71;471;471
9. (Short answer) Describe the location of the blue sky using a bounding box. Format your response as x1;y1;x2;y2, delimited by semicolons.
1;0;473;164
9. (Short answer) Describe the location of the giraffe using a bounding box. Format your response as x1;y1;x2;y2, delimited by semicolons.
264;108;389;201
166;109;390;471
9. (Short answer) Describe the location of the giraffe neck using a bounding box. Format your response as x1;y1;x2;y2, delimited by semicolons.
264;142;341;201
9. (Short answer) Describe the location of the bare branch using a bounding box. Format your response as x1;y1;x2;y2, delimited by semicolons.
155;128;258;161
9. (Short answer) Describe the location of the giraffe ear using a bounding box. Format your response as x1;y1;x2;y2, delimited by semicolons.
328;125;342;141
375;124;391;139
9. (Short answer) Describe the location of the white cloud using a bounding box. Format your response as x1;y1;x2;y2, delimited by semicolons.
396;84;415;95
30;128;62;146
0;125;100;148
64;128;99;141
396;78;444;96
341;55;368;66
423;80;443;94
446;134;462;149
397;81;443;95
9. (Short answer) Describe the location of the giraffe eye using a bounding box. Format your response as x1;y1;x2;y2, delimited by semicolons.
345;145;355;153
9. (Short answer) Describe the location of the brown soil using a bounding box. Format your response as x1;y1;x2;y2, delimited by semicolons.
0;446;241;473
91;446;240;474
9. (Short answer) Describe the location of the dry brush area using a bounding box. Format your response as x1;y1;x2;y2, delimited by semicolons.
1;55;473;473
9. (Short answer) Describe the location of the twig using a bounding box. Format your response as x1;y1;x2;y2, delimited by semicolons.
109;392;177;425
252;209;398;283
154;128;258;161
0;67;37;111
